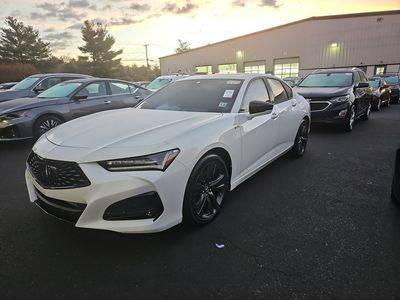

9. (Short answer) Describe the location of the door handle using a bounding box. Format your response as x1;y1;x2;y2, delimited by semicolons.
104;101;111;104
292;100;297;107
271;112;279;120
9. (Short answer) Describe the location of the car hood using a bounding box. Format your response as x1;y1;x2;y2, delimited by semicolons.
44;108;221;157
294;86;351;98
0;97;61;115
0;90;31;102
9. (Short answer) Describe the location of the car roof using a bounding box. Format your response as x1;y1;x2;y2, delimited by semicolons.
27;73;91;78
179;73;279;81
60;78;135;84
312;69;359;74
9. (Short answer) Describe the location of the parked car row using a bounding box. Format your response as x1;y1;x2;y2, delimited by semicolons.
294;68;400;131
0;75;151;141
2;68;398;234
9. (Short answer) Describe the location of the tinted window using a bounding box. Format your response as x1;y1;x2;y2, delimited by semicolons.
110;81;130;95
267;79;288;102
36;77;62;90
242;79;270;112
38;82;82;98
129;84;139;94
384;76;399;85
11;77;40;90
368;80;380;89
140;79;243;113
76;82;107;98
146;78;172;91
299;73;353;87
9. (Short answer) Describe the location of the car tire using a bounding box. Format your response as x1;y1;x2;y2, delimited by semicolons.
376;99;381;111
291;119;309;157
183;154;229;226
344;105;355;132
33;115;63;139
361;103;371;120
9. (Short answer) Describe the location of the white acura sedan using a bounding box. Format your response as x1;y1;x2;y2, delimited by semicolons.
26;74;310;233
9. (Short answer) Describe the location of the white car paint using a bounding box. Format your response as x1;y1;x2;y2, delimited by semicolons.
26;74;310;233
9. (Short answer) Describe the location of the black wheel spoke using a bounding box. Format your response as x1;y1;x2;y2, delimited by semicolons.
209;174;224;188
195;193;207;215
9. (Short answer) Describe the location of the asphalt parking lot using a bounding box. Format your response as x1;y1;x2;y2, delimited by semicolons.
1;106;400;299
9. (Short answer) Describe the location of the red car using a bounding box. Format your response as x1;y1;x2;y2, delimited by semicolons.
368;77;391;111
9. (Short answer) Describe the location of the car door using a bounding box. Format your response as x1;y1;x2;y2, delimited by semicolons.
33;77;63;95
68;81;111;118
239;78;279;173
266;78;299;145
107;81;141;109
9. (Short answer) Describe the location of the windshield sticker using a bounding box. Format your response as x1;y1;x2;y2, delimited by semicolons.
223;90;235;98
227;80;241;85
219;102;228;108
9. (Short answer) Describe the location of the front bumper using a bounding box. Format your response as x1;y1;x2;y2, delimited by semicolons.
26;158;191;233
0;118;33;141
310;102;349;124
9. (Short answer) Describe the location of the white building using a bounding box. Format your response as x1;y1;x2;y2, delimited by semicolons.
159;10;400;78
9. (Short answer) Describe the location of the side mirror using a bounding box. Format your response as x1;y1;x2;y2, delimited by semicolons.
34;87;44;94
356;82;369;89
72;95;88;101
249;101;273;115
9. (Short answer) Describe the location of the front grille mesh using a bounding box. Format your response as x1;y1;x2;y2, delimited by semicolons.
310;102;330;111
27;152;90;189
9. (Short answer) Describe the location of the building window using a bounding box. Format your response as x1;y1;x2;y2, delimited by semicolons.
274;62;299;79
218;64;237;74
195;65;212;74
245;65;266;74
375;65;386;75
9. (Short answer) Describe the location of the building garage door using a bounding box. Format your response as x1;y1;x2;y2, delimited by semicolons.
244;61;266;74
273;58;299;79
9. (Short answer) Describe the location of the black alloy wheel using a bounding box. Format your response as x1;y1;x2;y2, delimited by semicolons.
344;105;355;132
361;103;371;120
291;119;309;157
183;154;229;225
34;115;63;139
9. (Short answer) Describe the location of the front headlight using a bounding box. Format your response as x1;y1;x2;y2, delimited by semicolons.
98;149;180;172
0;110;29;121
330;95;350;104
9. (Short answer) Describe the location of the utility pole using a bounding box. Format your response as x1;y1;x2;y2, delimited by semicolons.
144;44;149;68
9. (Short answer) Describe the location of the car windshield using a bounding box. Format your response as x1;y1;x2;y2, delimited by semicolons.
146;78;172;91
11;77;41;90
368;80;380;89
383;76;399;85
299;73;353;87
139;79;244;113
38;82;82;98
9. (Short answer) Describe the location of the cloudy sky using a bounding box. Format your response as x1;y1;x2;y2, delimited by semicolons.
0;0;399;65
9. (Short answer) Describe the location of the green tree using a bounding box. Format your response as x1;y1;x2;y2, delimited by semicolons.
78;20;123;77
175;39;191;54
0;16;51;63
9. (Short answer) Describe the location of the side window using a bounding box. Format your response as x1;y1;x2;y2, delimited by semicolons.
281;81;293;98
353;72;360;84
129;84;139;95
110;81;130;95
358;71;367;83
241;79;270;112
36;77;62;90
76;82;107;98
267;79;289;103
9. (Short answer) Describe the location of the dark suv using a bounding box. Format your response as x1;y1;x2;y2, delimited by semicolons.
295;68;372;132
0;73;90;103
376;73;399;104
